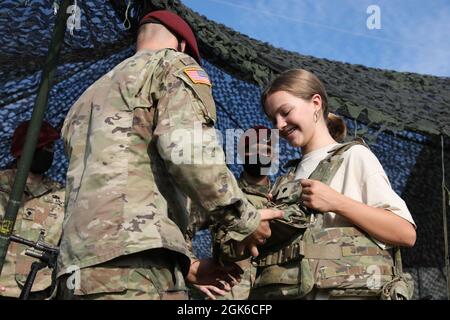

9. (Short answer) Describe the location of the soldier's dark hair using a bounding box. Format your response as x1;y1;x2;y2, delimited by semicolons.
261;68;347;142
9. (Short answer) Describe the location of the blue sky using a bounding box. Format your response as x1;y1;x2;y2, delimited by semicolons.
182;0;450;77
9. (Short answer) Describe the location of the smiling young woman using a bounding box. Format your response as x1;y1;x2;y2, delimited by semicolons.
261;69;415;248
249;69;416;300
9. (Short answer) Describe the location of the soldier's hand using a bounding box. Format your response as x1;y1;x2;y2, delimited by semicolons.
0;285;5;292
193;284;230;300
186;258;243;296
237;208;284;257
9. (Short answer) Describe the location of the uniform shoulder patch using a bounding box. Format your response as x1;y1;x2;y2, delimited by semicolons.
183;67;212;86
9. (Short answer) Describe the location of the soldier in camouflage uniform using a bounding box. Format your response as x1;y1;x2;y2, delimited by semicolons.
188;126;272;300
56;10;282;300
225;125;273;300
0;121;64;299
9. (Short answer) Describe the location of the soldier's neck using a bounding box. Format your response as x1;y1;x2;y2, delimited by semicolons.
243;171;269;186
136;43;177;53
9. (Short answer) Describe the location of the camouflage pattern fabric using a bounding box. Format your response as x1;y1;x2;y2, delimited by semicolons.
221;175;269;300
56;249;188;300
58;48;260;279
188;173;270;300
249;140;413;300
187;174;270;239
219;258;255;300
0;169;64;298
237;174;270;210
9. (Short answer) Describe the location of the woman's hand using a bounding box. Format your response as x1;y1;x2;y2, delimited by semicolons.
300;179;416;247
300;179;343;212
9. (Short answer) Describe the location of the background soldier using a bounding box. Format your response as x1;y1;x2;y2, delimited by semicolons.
188;125;273;299
0;121;64;299
56;10;282;300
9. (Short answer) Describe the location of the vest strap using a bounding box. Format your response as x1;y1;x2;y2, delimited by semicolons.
319;265;394;280
342;246;391;257
311;227;364;242
254;237;390;267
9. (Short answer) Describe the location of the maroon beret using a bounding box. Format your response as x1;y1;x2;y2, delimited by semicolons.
11;121;60;158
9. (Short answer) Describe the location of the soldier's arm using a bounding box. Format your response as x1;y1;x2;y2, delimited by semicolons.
0;173;13;219
152;54;260;242
0;174;11;294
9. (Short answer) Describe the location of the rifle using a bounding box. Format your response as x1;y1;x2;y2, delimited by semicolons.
9;229;59;300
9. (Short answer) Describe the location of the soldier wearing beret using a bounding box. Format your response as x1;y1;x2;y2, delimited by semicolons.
56;10;282;300
0;121;64;299
188;125;274;300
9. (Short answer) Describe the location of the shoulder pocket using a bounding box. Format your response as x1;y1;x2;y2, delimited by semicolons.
276;181;302;203
270;170;299;202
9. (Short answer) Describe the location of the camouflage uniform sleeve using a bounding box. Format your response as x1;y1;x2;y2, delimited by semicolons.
0;191;6;220
187;198;213;235
153;52;260;242
0;171;13;219
185;198;199;260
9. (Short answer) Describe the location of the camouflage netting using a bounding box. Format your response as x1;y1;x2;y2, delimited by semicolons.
0;0;449;299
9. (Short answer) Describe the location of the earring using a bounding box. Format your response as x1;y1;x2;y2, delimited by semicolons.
314;110;319;123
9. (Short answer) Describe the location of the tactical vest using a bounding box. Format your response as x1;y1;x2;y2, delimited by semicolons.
247;139;414;300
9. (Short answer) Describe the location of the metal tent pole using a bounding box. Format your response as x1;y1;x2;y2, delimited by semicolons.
0;0;71;275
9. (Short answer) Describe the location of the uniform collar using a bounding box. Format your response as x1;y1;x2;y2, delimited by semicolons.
0;169;54;200
22;171;58;198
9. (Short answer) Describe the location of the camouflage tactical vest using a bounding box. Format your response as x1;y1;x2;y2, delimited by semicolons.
249;139;414;300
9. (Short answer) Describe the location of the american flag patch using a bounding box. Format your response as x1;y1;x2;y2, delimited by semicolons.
184;68;211;86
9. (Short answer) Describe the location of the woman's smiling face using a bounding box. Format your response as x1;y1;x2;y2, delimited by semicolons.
264;90;318;148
